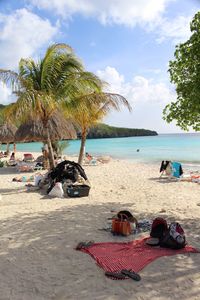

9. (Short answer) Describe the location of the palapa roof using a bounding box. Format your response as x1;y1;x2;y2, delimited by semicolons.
15;111;77;142
0;122;17;143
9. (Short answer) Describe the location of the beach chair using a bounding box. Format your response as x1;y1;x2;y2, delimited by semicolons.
159;161;172;177
171;162;183;178
160;161;183;179
16;161;36;172
23;153;35;162
84;153;98;166
84;156;98;166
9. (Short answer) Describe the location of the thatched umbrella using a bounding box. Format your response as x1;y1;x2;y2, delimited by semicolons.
15;111;77;169
0;123;17;153
15;111;77;142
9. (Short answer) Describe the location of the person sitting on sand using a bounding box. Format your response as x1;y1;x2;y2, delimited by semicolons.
3;151;9;157
10;152;15;161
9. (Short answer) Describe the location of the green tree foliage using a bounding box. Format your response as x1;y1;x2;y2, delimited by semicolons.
51;140;70;157
87;123;157;138
163;12;200;131
0;44;103;168
65;92;131;165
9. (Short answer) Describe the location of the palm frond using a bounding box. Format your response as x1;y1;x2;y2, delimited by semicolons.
40;44;83;93
0;69;21;90
63;91;132;131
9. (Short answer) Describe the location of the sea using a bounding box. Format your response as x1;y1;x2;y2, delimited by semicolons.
1;133;200;167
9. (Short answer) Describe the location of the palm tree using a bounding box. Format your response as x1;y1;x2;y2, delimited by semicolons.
0;43;103;168
64;92;132;165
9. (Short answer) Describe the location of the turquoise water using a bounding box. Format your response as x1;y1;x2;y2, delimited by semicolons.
2;133;200;165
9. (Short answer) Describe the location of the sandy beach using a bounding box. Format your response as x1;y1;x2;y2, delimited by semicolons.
0;153;200;300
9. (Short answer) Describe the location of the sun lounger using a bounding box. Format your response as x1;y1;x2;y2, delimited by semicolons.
23;153;35;162
83;157;98;166
17;161;36;172
160;161;183;179
83;152;98;166
83;153;111;166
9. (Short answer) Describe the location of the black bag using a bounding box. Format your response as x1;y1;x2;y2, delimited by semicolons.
150;217;168;239
49;160;87;182
66;185;90;197
160;222;186;249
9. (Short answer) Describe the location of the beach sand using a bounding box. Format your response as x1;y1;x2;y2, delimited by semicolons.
0;152;200;300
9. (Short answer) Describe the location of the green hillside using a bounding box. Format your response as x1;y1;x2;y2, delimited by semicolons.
87;123;157;138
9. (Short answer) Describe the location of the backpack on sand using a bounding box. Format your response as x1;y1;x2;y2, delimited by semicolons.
160;222;186;249
150;217;168;239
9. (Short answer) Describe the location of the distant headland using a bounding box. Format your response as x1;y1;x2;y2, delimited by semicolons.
85;123;158;139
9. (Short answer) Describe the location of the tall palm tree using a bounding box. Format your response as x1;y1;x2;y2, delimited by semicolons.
64;92;132;165
0;43;103;168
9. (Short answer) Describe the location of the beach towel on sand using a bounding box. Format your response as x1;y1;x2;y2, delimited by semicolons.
77;237;199;274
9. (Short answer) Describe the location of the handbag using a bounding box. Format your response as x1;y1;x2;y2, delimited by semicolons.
112;214;131;236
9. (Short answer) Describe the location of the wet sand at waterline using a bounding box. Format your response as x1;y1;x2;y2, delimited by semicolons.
0;152;200;300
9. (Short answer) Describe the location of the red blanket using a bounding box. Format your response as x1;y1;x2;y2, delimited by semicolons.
79;237;199;273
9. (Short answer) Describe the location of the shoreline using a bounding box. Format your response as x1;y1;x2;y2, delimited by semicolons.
2;150;200;171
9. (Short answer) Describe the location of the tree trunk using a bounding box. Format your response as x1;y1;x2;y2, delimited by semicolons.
13;143;16;154
6;143;10;155
42;143;49;170
44;125;55;169
78;129;87;165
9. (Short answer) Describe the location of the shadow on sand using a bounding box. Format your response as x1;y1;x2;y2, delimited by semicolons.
0;199;200;300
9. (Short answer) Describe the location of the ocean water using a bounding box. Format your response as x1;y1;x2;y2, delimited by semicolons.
2;133;200;165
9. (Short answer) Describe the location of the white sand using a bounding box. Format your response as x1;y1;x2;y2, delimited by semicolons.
0;152;200;300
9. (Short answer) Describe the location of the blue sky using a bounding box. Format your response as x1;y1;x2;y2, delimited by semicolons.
0;0;199;133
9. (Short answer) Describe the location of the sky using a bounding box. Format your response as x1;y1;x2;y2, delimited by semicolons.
0;0;200;133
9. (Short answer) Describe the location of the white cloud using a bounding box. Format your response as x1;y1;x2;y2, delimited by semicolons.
97;66;175;105
29;0;172;26
0;83;12;105
156;15;192;43
98;66;182;133
28;0;193;43
0;8;59;69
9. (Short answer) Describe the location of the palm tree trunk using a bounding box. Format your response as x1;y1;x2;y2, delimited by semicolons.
42;143;49;170
78;130;87;165
13;143;16;154
6;143;10;155
44;125;55;169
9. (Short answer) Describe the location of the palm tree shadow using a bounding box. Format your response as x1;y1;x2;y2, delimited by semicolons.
0;201;199;300
0;187;27;195
0;167;20;175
